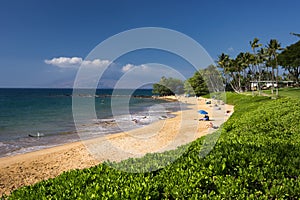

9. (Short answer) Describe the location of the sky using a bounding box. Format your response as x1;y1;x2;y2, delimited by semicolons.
0;0;300;88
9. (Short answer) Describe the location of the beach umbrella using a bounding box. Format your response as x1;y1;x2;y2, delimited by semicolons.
198;110;208;115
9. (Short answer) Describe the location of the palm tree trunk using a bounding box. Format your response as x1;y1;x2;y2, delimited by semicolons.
230;82;240;93
266;66;269;81
258;65;261;95
275;58;279;97
243;69;248;91
252;65;256;95
271;67;275;95
238;74;241;92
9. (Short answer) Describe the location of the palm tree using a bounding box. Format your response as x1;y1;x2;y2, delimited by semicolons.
228;58;242;92
236;52;251;91
234;53;245;92
290;32;300;37
250;38;262;95
257;47;268;92
244;52;253;91
218;53;242;92
266;39;282;97
217;53;230;86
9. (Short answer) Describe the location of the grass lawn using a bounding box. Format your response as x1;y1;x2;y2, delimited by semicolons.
261;87;300;98
241;87;300;99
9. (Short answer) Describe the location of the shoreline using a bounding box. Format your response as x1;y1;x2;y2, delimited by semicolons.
0;96;233;196
0;95;177;158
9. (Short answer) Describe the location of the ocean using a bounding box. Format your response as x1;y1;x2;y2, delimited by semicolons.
0;88;180;157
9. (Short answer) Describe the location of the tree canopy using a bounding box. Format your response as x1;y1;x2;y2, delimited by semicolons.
200;65;224;93
186;71;209;96
153;37;299;98
217;38;283;96
278;40;300;85
152;77;184;96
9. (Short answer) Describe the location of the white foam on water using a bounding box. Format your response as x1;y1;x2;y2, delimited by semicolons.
0;100;180;158
0;141;6;147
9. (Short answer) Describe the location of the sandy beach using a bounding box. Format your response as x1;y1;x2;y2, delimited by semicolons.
0;96;233;196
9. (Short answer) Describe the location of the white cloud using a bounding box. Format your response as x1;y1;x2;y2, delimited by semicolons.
45;57;82;68
45;57;111;69
122;64;135;72
121;63;148;73
82;59;110;67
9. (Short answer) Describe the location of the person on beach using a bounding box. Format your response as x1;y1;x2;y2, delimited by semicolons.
207;122;218;129
199;114;209;121
225;110;231;116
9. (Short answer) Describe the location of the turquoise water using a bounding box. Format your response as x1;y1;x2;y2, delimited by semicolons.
0;88;180;157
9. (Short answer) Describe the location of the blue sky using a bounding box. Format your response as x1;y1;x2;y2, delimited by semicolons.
0;0;300;88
